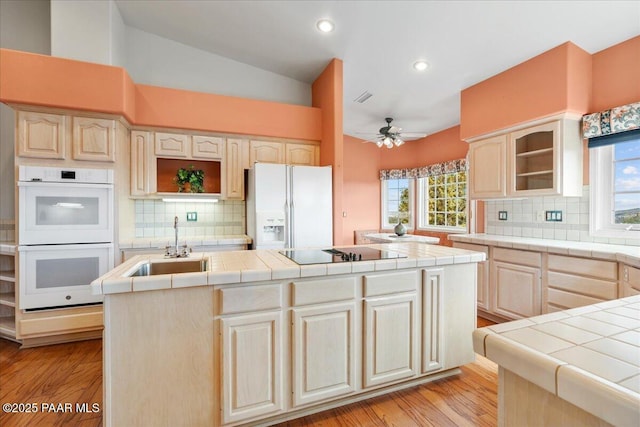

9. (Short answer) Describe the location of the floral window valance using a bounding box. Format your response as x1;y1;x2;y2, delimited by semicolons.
379;158;467;180
582;101;640;138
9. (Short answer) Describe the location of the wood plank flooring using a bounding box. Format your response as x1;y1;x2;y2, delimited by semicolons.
0;317;497;427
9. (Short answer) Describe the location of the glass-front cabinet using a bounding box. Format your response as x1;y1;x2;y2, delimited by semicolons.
468;115;582;199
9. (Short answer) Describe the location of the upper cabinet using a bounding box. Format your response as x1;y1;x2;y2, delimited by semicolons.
155;132;189;158
17;111;67;159
17;110;117;163
249;140;285;165
192;135;224;160
468;115;582;199
285;143;319;166
72;117;116;162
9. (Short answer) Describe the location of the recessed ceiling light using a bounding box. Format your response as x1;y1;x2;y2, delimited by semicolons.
413;61;429;71
316;19;334;33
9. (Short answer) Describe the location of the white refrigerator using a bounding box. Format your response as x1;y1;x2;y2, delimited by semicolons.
247;163;333;249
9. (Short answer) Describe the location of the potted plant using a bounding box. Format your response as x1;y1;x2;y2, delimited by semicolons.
175;165;205;193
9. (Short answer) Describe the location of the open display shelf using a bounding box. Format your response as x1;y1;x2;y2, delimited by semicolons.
514;130;554;192
156;158;222;194
0;247;17;340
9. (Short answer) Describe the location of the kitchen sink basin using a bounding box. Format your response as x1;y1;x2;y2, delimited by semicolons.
129;259;208;276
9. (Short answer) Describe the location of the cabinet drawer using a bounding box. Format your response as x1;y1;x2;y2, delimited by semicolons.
217;284;281;315
291;277;356;306
622;264;640;286
548;255;617;281
547;288;605;310
547;271;617;300
364;271;418;297
492;247;541;268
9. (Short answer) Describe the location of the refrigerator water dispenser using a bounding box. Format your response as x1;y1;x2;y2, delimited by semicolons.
256;212;285;246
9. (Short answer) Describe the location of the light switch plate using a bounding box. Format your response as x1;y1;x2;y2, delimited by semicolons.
186;212;197;221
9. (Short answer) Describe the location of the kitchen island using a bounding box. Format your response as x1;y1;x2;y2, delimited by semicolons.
92;242;484;426
473;296;640;427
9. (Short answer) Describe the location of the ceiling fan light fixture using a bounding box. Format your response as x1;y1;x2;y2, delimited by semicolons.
394;138;404;146
413;60;429;71
316;19;334;33
376;140;384;148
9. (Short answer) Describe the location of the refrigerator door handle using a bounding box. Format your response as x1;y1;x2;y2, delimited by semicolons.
284;200;290;248
290;200;295;248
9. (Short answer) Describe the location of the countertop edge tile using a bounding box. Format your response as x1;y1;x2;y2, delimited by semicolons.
557;365;640;427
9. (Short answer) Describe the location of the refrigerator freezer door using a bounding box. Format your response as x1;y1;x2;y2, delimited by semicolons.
290;166;333;248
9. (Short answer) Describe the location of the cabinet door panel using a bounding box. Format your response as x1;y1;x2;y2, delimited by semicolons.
72;117;116;162
221;312;283;424
452;243;489;311
469;135;506;198
286;143;317;166
364;293;417;388
192;135;224;159
292;303;356;406
155;132;189;157
17;111;66;159
250;140;284;164
130;131;153;195
492;261;541;319
423;268;444;373
225;138;245;199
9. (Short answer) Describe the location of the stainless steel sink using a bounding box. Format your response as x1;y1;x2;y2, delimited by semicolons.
129;259;208;276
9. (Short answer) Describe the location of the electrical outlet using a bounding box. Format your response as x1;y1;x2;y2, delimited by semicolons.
545;210;562;222
186;212;197;221
498;211;508;221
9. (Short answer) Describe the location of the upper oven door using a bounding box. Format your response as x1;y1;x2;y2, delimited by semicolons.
18;181;114;245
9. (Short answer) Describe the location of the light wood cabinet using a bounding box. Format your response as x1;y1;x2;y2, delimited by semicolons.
621;264;640;297
546;254;618;311
155;132;189;157
221;311;283;424
362;271;419;387
225;138;246;200
468;135;507;198
468;115;582;199
72;117;116;162
17;111;67;159
192;135;224;159
130;130;155;196
452;242;489;311
0;248;16;340
292;302;356;406
490;247;542;320
286;143;318;166
249;140;285;165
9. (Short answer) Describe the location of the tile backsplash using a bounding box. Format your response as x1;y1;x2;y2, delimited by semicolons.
484;186;640;246
134;200;245;238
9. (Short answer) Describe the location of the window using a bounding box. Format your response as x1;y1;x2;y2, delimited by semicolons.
417;170;467;232
381;178;414;229
590;132;640;237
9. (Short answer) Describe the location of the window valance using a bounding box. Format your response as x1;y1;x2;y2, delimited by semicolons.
582;101;639;139
379;158;467;180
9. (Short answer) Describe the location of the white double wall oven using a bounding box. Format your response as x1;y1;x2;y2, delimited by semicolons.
17;166;114;310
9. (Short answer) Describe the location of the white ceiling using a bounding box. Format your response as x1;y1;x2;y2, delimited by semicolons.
114;0;640;141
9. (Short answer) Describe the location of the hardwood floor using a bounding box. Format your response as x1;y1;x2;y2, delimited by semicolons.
0;318;497;427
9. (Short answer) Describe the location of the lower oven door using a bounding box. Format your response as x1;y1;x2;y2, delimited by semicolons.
18;243;114;310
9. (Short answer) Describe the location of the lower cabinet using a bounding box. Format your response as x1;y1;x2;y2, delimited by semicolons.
452;242;489;312
490;248;542;320
422;268;444;373
292;302;356;406
220;311;283;424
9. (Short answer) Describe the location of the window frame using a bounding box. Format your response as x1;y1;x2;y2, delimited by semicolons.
590;140;640;238
416;171;468;233
380;178;415;230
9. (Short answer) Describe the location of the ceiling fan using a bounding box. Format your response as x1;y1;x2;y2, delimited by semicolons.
357;118;427;148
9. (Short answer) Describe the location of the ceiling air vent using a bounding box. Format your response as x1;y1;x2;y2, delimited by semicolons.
353;91;373;104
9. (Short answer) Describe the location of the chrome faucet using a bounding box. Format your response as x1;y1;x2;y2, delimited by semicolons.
165;216;190;258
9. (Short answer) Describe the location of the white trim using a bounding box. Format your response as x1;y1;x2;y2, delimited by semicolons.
415;176;467;233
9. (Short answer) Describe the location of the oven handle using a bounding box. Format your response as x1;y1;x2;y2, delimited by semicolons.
18;181;113;188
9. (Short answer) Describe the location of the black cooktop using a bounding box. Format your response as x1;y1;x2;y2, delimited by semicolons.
280;247;407;265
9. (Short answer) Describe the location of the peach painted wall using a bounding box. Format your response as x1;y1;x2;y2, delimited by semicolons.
591;36;640;112
312;59;345;245
0;48;135;120
460;42;591;140
0;48;322;141
342;135;381;244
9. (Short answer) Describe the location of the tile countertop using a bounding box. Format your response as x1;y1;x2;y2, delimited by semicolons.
449;233;640;267
118;234;252;249
473;295;640;427
365;233;439;244
92;242;486;295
